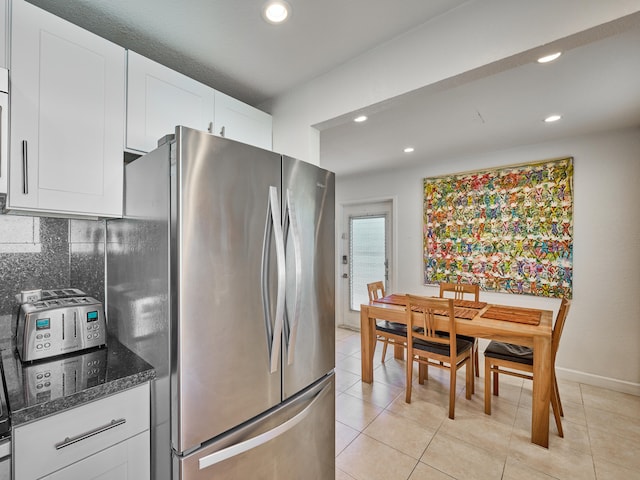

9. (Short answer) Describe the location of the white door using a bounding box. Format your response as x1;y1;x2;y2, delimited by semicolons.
340;201;393;329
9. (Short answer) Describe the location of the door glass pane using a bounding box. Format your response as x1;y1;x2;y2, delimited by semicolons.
349;216;386;310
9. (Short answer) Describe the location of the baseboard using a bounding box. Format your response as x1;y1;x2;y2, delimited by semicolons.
556;367;640;396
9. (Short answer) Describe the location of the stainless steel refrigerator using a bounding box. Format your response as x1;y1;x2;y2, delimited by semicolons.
106;126;335;479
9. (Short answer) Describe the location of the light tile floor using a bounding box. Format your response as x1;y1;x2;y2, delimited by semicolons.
335;327;640;480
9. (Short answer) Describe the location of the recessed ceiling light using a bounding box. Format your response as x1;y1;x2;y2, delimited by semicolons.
354;115;367;123
404;147;415;153
544;114;562;123
537;52;562;63
262;1;291;24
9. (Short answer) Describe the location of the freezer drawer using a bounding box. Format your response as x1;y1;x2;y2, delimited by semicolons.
175;373;334;480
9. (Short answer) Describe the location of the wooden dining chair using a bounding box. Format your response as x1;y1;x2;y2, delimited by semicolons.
367;281;406;362
404;295;473;419
439;282;481;391
483;298;571;437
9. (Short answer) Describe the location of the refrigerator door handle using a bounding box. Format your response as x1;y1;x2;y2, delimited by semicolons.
284;189;302;365
261;185;286;374
197;379;331;471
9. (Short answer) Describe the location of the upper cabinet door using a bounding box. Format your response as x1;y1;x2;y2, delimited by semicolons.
0;0;7;68
9;0;125;217
126;51;215;153
214;90;273;151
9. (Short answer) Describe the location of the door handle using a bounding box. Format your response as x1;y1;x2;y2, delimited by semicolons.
198;379;331;470
261;186;285;374
283;189;302;365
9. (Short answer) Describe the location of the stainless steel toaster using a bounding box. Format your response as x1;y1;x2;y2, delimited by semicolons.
17;292;106;362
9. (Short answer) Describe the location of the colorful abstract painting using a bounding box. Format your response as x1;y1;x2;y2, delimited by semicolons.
423;158;573;298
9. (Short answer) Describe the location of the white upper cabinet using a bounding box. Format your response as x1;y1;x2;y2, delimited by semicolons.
9;0;126;217
0;0;7;68
126;50;215;153
214;90;273;150
126;51;273;153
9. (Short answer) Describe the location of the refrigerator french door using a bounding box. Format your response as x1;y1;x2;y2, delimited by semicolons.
281;156;335;399
106;126;335;480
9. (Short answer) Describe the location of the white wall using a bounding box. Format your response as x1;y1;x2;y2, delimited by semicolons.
335;128;640;394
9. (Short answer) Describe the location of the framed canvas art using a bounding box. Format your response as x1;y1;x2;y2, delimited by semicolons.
423;157;573;298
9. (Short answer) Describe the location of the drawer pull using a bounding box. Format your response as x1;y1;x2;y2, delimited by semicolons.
55;418;126;450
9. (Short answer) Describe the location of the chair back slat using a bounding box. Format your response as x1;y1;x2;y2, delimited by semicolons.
439;282;479;302
405;295;455;346
367;281;385;302
418;309;437;338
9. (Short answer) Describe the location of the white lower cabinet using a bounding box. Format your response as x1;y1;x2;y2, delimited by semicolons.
41;431;149;480
14;383;150;480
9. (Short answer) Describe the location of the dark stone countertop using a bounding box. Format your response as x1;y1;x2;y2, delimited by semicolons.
0;336;155;426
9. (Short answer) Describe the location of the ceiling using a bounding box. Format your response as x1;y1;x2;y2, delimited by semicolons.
26;0;469;106
318;23;640;176
25;1;640;177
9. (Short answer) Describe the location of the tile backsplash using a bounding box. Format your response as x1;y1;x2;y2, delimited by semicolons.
0;215;105;338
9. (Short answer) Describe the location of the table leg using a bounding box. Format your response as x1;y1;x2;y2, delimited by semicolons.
360;306;374;383
531;335;551;447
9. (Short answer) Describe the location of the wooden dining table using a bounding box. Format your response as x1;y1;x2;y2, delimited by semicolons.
360;294;554;448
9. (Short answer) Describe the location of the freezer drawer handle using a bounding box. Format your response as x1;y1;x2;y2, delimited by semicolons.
198;381;331;470
54;418;126;450
261;185;286;373
283;189;302;365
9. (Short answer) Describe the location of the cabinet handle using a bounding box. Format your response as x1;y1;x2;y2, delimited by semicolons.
22;140;28;194
0;106;2;180
54;418;126;450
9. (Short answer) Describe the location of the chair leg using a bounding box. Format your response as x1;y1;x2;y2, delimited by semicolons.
492;370;499;396
405;355;413;404
474;341;479;377
554;373;564;417
484;357;492;415
449;364;457;419
551;382;564;437
381;338;388;363
465;356;472;400
469;340;478;395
